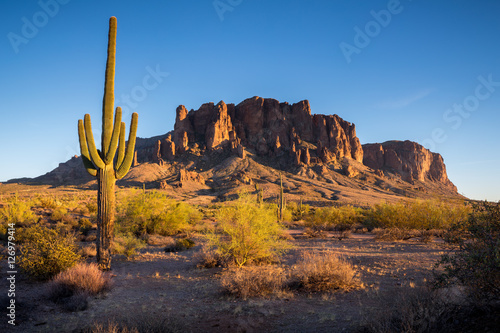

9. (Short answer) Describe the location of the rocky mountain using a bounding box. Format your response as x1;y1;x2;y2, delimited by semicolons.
363;140;457;192
148;96;363;167
11;97;461;205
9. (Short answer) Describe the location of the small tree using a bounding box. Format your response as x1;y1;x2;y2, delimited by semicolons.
436;201;500;302
206;193;291;268
19;225;81;280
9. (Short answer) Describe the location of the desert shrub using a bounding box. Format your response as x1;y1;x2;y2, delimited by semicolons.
87;322;139;333
221;266;288;299
195;246;225;268
365;200;469;232
34;195;60;209
289;200;310;221
0;196;36;233
205;193;291;267
304;205;362;236
164;238;195;252
360;285;462;333
86;313;187;333
436;201;500;302
112;233;146;259
117;191;201;236
86;201;98;214
373;227;414;241
78;217;93;235
144;234;175;247
48;263;112;306
80;243;97;257
51;206;67;220
290;250;360;292
18;225;81;280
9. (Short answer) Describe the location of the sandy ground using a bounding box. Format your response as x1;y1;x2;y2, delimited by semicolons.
1;232;450;333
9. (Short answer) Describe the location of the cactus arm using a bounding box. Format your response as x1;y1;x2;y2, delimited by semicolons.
115;112;138;179
116;122;126;167
104;107;122;164
78;119;98;177
83;114;106;169
101;16;117;155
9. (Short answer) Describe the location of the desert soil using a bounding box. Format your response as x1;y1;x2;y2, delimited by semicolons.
1;232;449;333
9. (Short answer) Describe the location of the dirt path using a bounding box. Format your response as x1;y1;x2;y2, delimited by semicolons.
1;234;449;333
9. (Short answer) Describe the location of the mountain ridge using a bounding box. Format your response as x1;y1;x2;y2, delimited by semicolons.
7;96;461;205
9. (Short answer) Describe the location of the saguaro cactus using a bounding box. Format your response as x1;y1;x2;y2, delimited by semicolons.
255;183;263;205
78;17;138;270
278;173;285;221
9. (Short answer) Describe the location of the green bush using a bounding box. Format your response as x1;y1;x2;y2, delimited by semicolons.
0;196;36;240
366;200;469;231
51;207;69;222
78;218;93;235
117;191;201;236
304;205;362;234
112;233;146;259
436;201;500;301
18;225;81;280
289;200;310;221
0;195;36;226
164;238;195;252
86;201;97;214
205;193;291;268
34;195;60;209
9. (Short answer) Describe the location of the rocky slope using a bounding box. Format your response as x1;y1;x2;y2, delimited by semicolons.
362;140;456;191
10;97;461;205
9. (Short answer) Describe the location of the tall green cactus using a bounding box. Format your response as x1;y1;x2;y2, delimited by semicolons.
255;183;263;205
278;173;285;221
78;17;138;270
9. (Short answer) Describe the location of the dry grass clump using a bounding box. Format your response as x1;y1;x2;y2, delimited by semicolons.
85;312;187;333
144;234;175;246
291;250;360;292
164;238;195;252
220;266;288;300
49;263;112;299
48;263;112;312
373;227;413;241
219;250;362;299
88;322;138;333
195;246;226;268
80;243;97;257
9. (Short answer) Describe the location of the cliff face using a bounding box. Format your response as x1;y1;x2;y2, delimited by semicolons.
362;140;456;190
16;96;461;200
162;96;363;165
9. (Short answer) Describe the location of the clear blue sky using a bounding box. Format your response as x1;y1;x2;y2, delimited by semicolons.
1;0;499;201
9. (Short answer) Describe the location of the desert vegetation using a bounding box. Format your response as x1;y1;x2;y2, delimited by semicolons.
0;186;498;332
